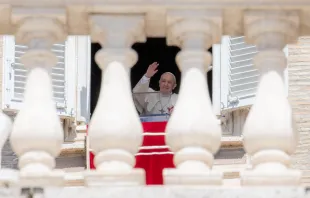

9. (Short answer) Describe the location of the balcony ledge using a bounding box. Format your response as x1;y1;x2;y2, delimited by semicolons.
60;141;85;156
61;136;244;156
1;186;306;198
221;136;243;148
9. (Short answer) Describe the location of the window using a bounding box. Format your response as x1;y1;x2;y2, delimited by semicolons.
212;36;288;115
2;35;91;123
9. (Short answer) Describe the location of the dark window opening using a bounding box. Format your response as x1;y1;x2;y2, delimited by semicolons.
90;38;213;117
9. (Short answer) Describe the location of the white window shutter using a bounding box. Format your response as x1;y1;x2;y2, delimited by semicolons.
76;36;91;123
213;36;289;113
2;35;15;110
63;36;77;118
2;35;77;118
212;43;221;116
219;36;259;111
52;41;67;110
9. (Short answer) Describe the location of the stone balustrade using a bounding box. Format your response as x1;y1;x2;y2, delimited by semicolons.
0;1;309;197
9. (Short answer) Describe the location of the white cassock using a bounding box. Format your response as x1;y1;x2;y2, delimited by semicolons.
133;75;178;115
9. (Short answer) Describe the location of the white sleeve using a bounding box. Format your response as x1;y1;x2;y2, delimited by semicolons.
133;75;151;114
140;75;150;84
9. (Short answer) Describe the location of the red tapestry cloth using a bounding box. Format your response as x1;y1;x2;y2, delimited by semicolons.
88;121;175;185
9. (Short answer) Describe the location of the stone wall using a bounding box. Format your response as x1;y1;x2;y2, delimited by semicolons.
288;37;310;186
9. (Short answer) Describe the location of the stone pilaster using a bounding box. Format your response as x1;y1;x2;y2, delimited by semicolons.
288;36;310;186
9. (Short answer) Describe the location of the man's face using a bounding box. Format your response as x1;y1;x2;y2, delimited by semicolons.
159;73;176;94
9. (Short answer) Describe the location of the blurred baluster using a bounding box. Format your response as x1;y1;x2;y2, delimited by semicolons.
241;10;301;186
10;9;67;187
85;14;146;186
164;9;223;185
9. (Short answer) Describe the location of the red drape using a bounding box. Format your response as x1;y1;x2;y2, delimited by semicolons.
88;121;175;185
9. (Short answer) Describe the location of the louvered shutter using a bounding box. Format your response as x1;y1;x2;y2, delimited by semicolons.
13;42;67;108
2;35;77;117
219;36;259;111
214;36;289;112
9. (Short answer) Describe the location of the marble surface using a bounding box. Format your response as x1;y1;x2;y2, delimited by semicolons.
0;186;307;198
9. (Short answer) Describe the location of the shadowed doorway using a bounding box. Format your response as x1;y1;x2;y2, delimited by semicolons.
90;38;213;116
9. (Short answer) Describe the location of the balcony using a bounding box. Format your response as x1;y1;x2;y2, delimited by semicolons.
0;1;309;197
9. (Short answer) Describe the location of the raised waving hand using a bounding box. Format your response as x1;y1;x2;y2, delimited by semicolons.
145;62;159;78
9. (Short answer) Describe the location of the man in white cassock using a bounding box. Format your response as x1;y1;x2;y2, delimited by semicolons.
133;62;178;115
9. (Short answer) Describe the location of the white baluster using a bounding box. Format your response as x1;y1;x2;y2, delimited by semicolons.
85;15;145;186
10;9;67;187
241;10;301;185
164;10;223;185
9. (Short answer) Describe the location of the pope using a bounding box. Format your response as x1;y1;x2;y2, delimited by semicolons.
133;62;178;115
